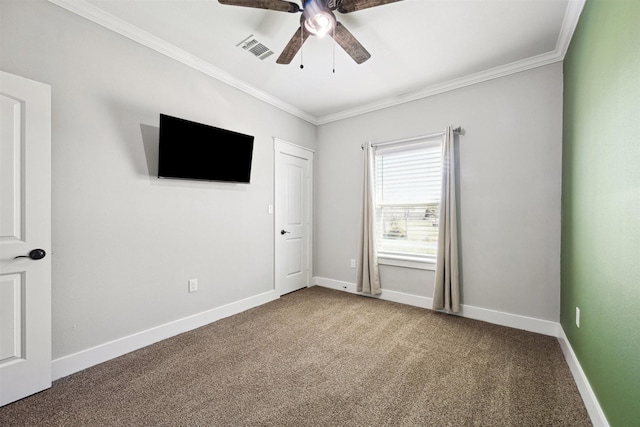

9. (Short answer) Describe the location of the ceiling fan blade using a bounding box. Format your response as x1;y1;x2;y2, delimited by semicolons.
276;26;310;64
330;22;371;64
218;0;300;13
336;0;402;14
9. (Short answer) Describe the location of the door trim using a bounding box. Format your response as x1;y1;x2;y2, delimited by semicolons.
273;138;314;296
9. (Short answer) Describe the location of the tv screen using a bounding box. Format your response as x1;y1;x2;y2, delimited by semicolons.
158;114;254;183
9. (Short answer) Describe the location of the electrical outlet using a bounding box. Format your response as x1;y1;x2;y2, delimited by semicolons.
576;307;580;328
350;259;356;268
189;279;198;293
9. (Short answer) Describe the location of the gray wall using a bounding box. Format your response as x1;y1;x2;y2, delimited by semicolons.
1;0;316;359
315;63;563;321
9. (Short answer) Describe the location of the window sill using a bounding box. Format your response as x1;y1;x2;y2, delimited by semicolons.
377;254;436;271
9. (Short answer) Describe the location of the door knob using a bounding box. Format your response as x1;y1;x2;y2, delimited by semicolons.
14;249;46;260
280;230;290;235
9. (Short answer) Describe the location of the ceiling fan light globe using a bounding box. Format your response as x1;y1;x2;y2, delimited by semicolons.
304;12;334;37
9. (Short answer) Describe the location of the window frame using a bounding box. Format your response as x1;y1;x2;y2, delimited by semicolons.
372;135;443;270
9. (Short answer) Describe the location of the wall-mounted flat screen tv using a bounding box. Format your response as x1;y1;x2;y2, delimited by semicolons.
158;114;254;183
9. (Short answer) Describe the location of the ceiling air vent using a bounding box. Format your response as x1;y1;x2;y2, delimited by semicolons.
236;35;275;61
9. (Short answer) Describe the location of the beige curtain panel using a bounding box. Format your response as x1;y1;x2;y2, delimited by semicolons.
357;142;381;295
433;126;460;312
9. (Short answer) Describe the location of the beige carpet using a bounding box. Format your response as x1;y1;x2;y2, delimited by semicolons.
0;286;591;426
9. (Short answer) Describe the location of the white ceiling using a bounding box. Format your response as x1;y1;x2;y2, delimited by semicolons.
49;0;584;124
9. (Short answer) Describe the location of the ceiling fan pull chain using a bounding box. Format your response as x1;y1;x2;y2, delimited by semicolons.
332;25;336;74
300;28;304;69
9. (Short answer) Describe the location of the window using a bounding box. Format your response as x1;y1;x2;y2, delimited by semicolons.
374;137;442;263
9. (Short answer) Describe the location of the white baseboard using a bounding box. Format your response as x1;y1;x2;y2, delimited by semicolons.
557;327;610;427
52;290;279;380
311;277;433;309
312;277;358;293
312;276;558;336
457;303;559;336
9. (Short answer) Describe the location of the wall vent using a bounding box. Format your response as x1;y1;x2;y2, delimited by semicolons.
236;35;275;61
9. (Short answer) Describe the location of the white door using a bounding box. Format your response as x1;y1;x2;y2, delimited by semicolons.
0;71;52;406
274;139;313;296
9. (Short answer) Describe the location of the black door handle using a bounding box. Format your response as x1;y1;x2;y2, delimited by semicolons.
14;249;46;260
280;230;290;235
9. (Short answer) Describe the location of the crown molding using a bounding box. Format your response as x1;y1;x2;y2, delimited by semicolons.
556;0;586;58
48;0;585;127
47;0;319;125
316;50;564;124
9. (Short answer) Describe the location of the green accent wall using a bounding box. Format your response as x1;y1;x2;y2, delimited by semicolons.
562;0;640;425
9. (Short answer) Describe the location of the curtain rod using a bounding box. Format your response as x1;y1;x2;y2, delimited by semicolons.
362;126;463;150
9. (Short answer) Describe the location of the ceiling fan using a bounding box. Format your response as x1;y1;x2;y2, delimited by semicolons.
219;0;403;65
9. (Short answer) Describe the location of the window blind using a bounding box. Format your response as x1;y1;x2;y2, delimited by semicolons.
374;139;442;258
